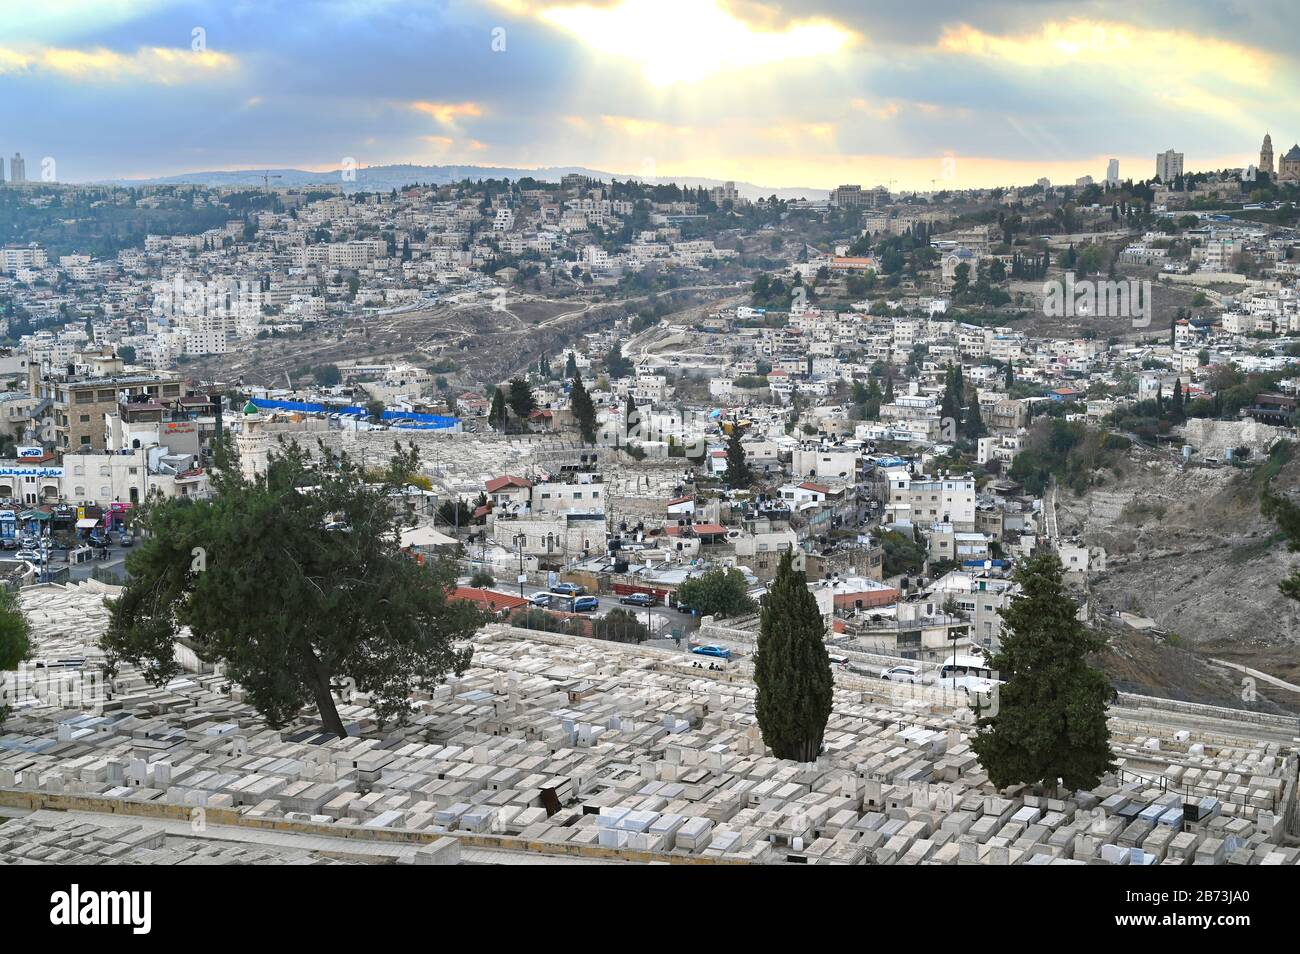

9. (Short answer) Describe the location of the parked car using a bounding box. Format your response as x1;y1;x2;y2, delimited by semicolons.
14;549;41;562
691;645;731;660
0;538;16;550
881;665;922;684
88;532;109;548
619;592;657;608
528;592;552;607
571;596;599;613
551;582;585;597
675;602;695;614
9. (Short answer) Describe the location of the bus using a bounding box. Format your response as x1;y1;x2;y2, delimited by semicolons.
938;653;1001;695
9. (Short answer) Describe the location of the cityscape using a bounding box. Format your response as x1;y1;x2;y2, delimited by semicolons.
0;0;1297;901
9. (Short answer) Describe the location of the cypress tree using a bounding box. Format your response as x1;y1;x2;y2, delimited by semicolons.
939;366;961;425
754;551;834;762
488;386;508;431
570;369;597;444
724;426;752;489
971;553;1115;792
963;387;985;440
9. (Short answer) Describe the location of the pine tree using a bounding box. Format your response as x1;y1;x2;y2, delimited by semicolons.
488;386;508;431
564;352;578;380
971;553;1115;791
754;551;834;762
883;371;895;403
1005;360;1014;388
724;426;752;489
570;370;597;444
507;377;536;418
104;442;479;738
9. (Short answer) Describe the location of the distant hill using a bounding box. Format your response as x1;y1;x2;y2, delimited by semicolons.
92;163;828;202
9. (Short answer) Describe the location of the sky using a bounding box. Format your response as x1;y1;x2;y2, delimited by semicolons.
1;0;1298;191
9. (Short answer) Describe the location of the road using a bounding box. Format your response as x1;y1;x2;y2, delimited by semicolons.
461;575;696;650
1;541;132;584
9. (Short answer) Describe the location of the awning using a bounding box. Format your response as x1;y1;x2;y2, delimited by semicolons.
399;526;457;549
76;518;100;529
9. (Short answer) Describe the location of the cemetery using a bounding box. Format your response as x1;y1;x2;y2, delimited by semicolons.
1;582;1297;865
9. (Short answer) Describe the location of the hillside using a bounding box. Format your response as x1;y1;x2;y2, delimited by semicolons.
1058;435;1300;690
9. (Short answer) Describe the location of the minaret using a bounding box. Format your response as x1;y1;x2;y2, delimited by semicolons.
237;400;270;480
1260;133;1274;176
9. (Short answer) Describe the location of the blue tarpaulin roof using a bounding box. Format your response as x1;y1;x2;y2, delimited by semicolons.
250;398;366;416
381;410;459;429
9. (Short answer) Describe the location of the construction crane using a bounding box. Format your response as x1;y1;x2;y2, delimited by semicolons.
261;171;282;192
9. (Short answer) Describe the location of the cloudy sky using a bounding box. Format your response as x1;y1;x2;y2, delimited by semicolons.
2;0;1297;190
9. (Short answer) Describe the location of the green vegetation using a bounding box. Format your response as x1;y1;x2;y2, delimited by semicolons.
0;587;32;726
972;553;1116;791
753;552;834;762
1261;442;1300;606
1009;418;1128;495
569;369;597;443
724;427;752;489
880;528;926;577
104;441;480;738
674;568;757;618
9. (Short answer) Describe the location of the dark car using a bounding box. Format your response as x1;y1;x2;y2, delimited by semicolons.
572;596;599;613
619;592;658;608
551;582;585;597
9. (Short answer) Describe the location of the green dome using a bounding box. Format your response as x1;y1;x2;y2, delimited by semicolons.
243;400;260;415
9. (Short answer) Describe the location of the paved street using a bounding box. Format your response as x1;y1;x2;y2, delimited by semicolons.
1;541;132;584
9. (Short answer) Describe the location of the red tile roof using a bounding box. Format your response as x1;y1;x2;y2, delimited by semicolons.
486;475;533;493
450;587;529;613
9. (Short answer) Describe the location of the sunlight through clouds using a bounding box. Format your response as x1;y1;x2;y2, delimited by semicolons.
531;0;856;86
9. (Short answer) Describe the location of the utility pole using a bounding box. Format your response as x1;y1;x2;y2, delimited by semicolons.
514;533;526;599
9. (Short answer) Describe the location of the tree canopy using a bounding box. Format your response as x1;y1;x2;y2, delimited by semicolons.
753;551;833;762
103;440;480;738
0;587;32;725
675;567;757;618
971;552;1115;791
724;426;752;489
570;370;597;444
